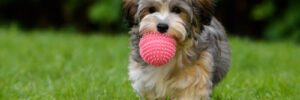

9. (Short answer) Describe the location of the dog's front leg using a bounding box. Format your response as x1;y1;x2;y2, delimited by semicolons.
171;54;213;100
172;86;211;100
139;91;166;100
140;92;155;100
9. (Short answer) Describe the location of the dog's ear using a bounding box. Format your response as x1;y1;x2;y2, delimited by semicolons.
123;0;138;28
191;0;215;25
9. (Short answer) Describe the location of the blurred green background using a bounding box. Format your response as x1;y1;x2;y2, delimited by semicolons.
0;0;299;40
0;0;300;99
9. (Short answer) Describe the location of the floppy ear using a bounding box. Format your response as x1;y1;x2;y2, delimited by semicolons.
123;0;138;28
191;0;215;25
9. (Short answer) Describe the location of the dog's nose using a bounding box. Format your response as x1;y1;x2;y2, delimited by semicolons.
157;23;169;33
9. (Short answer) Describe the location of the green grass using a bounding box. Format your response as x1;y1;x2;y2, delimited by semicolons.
0;29;299;99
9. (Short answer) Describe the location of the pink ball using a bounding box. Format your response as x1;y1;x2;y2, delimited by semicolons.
139;32;176;67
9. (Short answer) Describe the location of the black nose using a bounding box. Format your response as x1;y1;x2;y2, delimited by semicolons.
157;23;169;33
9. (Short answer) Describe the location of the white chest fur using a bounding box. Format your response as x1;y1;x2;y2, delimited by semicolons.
128;59;176;97
128;51;214;99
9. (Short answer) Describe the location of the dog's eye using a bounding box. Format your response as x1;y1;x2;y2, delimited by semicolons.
148;7;156;14
172;7;181;14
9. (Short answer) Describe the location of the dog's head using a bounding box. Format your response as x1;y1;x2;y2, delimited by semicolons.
123;0;216;64
123;0;215;42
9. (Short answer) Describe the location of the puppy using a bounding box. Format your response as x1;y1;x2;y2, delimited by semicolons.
123;0;230;99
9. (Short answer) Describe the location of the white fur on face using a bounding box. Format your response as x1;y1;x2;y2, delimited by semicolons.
137;0;188;42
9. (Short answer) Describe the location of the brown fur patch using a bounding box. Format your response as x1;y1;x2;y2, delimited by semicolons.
168;51;213;99
188;0;215;25
123;0;138;27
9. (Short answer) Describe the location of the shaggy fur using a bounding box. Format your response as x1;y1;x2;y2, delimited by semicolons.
123;0;230;99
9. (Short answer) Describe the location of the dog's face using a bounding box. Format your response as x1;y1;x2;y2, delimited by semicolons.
123;0;215;42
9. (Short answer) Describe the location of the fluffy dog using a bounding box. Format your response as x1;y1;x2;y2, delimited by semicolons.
123;0;230;99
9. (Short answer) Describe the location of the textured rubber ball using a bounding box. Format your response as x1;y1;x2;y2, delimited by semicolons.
139;32;177;67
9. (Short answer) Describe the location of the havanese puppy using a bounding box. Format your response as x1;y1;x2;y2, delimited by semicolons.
123;0;231;99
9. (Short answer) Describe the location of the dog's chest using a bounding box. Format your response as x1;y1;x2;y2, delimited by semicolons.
128;61;177;96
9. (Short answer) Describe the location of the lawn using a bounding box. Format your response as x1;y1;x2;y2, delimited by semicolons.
0;29;299;100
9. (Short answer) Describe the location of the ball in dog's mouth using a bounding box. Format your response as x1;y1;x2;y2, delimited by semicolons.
139;32;177;67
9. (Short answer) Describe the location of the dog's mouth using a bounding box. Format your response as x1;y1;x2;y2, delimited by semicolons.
139;30;186;43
